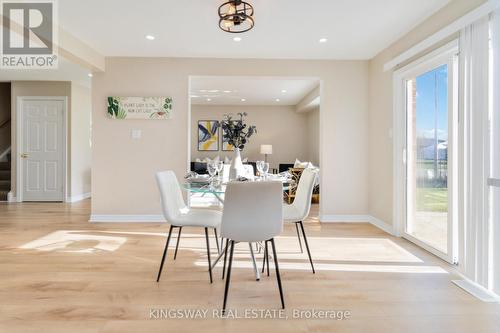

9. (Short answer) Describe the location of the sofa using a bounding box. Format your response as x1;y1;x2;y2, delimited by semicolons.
190;161;258;176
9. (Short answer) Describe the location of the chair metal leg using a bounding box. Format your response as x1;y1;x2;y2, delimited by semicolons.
173;226;182;260
295;222;304;253
249;243;260;281
298;221;315;274
222;238;228;279
266;242;270;277
270;238;285;309
156;225;174;282
261;240;269;276
222;240;235;313
261;241;267;273
262;241;269;276
205;227;213;283
214;228;220;254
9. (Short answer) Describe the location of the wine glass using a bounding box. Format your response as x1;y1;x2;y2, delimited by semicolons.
262;162;269;180
207;162;217;180
256;161;264;179
216;160;224;180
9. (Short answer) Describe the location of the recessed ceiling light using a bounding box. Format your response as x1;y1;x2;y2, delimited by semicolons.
275;98;280;102
281;89;287;93
233;37;242;42
223;90;231;93
241;98;246;102
319;38;328;43
206;98;212;102
87;73;93;78
145;35;155;40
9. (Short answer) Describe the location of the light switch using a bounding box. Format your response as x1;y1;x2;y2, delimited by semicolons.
131;129;142;139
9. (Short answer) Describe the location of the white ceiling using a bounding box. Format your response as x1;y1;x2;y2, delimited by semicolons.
59;0;450;60
190;77;319;106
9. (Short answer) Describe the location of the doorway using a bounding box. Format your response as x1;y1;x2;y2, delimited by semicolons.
16;97;67;202
187;76;321;217
0;82;11;201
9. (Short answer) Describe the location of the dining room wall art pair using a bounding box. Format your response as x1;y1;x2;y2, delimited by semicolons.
198;120;234;151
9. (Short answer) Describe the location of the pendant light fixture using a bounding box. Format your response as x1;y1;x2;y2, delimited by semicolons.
218;0;254;33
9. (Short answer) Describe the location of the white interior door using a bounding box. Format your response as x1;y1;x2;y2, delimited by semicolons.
20;98;65;202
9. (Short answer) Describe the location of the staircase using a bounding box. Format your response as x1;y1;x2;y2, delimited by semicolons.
0;152;11;201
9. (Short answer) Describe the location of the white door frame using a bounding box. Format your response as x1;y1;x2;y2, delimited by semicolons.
393;40;460;263
16;96;68;202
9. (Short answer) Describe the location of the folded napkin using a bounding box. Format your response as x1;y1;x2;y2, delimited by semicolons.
185;172;210;184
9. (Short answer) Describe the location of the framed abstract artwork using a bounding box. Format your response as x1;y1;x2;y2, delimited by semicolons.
198;120;220;151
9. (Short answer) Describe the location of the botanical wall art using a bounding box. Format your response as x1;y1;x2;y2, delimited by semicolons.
107;97;172;119
198;120;220;151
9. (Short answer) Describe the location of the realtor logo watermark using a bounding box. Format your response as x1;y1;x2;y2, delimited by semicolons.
1;0;58;69
149;308;352;321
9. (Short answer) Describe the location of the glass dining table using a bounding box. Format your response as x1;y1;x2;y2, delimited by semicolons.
181;182;227;203
181;178;290;280
182;178;290;203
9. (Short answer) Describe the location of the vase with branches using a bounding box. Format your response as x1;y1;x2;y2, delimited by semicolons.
220;112;257;179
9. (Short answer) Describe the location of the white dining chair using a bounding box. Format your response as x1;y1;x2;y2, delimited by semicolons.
282;168;317;273
155;170;222;283
220;181;284;312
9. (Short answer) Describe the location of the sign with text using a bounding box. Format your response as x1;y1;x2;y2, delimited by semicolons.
1;0;58;69
107;97;173;120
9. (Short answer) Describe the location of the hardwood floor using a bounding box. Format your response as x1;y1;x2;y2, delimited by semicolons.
0;200;499;333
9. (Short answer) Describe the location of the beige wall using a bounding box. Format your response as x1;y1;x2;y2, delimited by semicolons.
70;83;92;197
0;82;11;156
367;0;487;225
92;57;369;217
306;108;320;165
191;105;315;170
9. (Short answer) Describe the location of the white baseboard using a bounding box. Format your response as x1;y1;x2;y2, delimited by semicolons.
320;214;395;235
452;279;500;302
7;192;90;203
89;214;166;223
367;215;395;235
66;192;91;203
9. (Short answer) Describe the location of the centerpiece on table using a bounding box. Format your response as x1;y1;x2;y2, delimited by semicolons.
220;112;257;180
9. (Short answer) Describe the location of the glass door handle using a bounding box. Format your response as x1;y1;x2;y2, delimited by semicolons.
488;178;500;187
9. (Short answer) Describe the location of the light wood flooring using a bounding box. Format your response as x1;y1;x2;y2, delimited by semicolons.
0;200;499;333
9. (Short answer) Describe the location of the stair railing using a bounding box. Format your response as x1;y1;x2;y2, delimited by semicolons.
0;119;11;161
0;118;10;129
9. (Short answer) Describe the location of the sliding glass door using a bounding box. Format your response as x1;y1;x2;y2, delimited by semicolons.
401;46;458;263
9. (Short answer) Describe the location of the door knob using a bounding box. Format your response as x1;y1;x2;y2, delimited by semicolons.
20;153;28;158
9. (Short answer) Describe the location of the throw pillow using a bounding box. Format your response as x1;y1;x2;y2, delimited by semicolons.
294;159;313;169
